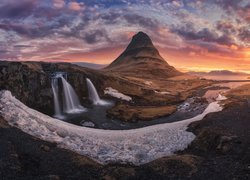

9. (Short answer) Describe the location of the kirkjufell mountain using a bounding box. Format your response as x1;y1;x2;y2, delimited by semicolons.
105;32;182;78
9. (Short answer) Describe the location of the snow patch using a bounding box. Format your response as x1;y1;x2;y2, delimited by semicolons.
144;81;152;85
104;87;132;101
216;94;227;101
0;90;223;165
154;90;171;95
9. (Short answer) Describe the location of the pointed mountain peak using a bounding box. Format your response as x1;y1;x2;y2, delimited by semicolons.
107;31;163;68
105;31;182;78
126;31;154;50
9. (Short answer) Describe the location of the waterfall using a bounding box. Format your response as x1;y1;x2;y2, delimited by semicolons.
51;73;85;119
51;78;63;118
86;78;110;105
60;76;85;113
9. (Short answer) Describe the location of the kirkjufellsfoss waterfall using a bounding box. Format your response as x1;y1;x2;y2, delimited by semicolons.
51;78;64;119
86;78;110;105
51;73;85;119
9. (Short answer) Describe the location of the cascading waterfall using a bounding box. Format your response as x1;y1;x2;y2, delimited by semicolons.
51;73;85;119
60;76;85;113
51;77;63;118
86;78;110;105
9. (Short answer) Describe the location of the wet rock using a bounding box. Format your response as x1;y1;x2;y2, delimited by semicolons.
40;144;50;152
216;135;237;153
80;121;95;128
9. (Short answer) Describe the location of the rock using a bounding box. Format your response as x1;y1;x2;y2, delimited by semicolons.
40;144;50;152
107;104;177;121
80;121;95;127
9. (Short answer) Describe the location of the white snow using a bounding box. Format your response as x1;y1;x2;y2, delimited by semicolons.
0;90;223;165
104;87;132;101
216;94;227;101
154;90;171;95
144;81;152;85
203;89;226;102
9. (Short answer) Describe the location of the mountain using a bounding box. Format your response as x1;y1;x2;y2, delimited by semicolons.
72;62;107;69
104;32;182;79
189;70;250;76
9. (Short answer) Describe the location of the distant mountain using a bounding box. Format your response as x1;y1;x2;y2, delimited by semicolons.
189;70;250;76
72;62;107;69
104;31;182;78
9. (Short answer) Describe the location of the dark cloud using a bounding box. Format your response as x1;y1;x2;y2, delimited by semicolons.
238;27;250;43
215;20;250;46
99;11;122;24
124;14;159;29
0;0;37;19
173;24;232;46
84;29;110;44
13;45;34;48
216;21;237;34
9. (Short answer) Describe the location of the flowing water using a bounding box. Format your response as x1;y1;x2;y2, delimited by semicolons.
86;78;110;105
52;74;250;130
51;72;85;119
51;77;63;119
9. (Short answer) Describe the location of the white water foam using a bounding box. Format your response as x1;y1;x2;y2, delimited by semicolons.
0;90;223;165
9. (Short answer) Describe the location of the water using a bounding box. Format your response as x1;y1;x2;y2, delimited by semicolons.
51;78;63;119
51;73;85;119
86;78;110;105
60;77;85;113
68;80;250;130
52;75;250;130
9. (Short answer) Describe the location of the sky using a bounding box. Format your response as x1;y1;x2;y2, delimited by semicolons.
0;0;249;73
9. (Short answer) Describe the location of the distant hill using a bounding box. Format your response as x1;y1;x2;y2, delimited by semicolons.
104;31;182;79
188;70;250;76
72;62;107;69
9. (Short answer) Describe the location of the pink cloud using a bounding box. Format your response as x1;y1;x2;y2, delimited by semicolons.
53;0;65;9
68;2;83;11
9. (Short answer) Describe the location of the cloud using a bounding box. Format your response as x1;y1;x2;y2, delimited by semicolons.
13;45;34;48
84;29;110;44
0;0;37;19
68;2;83;11
172;23;235;46
53;0;65;9
123;14;159;29
238;27;250;43
216;20;237;34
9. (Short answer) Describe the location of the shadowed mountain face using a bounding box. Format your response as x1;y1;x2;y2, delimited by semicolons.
105;32;182;79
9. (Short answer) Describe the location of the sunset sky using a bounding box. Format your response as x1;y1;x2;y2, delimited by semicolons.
0;0;249;72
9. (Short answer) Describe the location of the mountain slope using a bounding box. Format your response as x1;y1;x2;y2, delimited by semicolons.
104;32;182;79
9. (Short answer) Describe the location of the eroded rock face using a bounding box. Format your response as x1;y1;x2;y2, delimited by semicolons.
0;61;52;114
